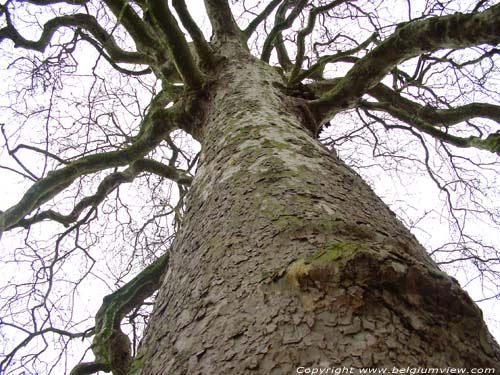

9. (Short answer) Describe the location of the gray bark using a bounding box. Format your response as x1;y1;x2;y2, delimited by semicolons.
130;45;500;374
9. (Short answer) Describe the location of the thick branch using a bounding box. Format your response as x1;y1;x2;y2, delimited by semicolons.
12;159;192;230
275;33;293;71
0;105;176;233
172;0;213;65
204;0;242;41
368;83;500;126
261;0;308;63
136;158;193;185
290;0;349;80
0;14;151;65
360;100;500;154
310;3;500;121
147;0;205;88
291;34;376;84
70;252;170;375
69;362;109;375
243;0;283;40
102;0;157;51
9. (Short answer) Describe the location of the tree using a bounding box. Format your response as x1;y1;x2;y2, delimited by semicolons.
1;0;500;373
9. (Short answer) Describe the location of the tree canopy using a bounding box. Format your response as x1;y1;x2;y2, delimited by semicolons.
0;0;499;373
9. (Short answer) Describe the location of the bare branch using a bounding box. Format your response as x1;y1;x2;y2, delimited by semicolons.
172;0;213;66
368;83;500;126
0;13;152;65
360;100;500;154
261;0;308;63
70;252;170;375
1;124;42;181
290;0;350;81
291;33;377;84
10;144;69;165
310;3;500;121
243;0;283;40
12;160;192;230
101;0;157;51
0;325;89;373
147;0;205;88
19;0;88;5
77;31;152;75
204;0;242;41
0;102;178;233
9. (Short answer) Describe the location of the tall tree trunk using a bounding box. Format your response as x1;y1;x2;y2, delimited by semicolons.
130;46;500;374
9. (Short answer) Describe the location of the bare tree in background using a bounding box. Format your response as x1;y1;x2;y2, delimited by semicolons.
1;0;500;374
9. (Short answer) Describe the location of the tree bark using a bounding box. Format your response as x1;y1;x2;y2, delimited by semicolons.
130;45;500;374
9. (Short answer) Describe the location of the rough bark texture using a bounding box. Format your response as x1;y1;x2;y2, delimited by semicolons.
130;45;500;374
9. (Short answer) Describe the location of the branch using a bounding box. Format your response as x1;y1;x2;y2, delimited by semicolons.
1;124;43;181
261;0;308;63
69;362;108;375
0;324;89;373
171;0;213;65
304;77;341;96
77;31;152;75
289;0;350;80
136;158;193;185
367;83;500;126
275;33;293;71
11;160;192;230
204;0;242;41
0;13;152;65
243;0;284;40
102;0;157;51
360;100;500;154
0;164;38;182
310;3;500;121
19;0;88;4
10;144;68;165
147;0;205;89
0;102;177;233
422;47;500;69
70;252;170;375
290;33;377;84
